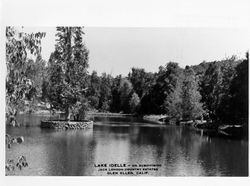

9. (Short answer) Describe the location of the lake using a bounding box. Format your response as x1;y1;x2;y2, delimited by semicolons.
5;114;248;176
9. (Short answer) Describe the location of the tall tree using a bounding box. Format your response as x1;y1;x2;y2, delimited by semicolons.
181;66;204;120
128;68;154;98
129;92;140;114
47;27;89;120
119;78;133;113
25;56;47;101
215;59;238;122
128;68;145;98
200;57;241;121
99;73;113;111
110;75;122;112
200;62;222;120
87;71;101;109
228;52;248;125
152;62;183;114
164;76;183;121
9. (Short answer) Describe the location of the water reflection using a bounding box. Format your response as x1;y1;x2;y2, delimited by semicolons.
6;114;248;176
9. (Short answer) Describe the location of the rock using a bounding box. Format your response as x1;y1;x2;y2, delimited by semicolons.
16;136;24;144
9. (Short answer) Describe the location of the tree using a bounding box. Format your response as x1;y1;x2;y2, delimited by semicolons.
128;68;154;98
41;68;50;102
200;62;222;120
228;52;248;125
5;27;45;173
99;73;113;112
140;93;157;114
110;75;122;112
181;66;204;121
215;59;238;122
200;57;241;121
24;56;47;107
47;27;89;120
128;68;145;98
6;27;45;126
150;62;183;114
129;93;140;113
119;78;133;113
164;77;183;121
87;71;101;109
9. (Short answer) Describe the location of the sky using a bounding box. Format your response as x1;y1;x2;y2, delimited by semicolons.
19;27;250;76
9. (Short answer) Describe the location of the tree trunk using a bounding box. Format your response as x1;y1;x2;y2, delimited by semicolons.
65;107;71;121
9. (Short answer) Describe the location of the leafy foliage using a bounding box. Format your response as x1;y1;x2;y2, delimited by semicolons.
46;27;89;120
119;78;133;113
6;27;45;125
99;73;113;111
200;57;242;122
110;75;122;112
164;78;183;121
6;27;45;175
87;71;101;109
148;62;183;114
129;92;140;113
128;68;155;98
181;66;204;120
227;53;248;125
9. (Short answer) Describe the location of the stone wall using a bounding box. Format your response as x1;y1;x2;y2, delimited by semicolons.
40;120;93;130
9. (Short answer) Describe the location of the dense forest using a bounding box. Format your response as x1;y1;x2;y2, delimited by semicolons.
6;26;249;129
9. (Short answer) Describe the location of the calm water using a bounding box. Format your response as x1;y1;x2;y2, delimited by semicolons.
6;114;248;176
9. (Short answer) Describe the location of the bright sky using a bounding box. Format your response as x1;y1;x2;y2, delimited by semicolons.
19;27;250;76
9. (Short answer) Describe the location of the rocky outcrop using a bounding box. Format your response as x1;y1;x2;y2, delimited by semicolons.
40;120;93;130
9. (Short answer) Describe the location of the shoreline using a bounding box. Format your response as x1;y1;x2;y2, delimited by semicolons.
19;109;136;117
19;109;165;121
15;110;247;139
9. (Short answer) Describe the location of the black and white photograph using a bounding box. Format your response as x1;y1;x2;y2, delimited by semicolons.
4;26;249;176
1;0;250;184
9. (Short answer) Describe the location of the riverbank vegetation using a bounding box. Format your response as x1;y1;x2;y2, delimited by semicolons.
6;26;249;133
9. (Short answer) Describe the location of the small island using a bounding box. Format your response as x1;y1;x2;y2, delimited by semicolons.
40;120;93;130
